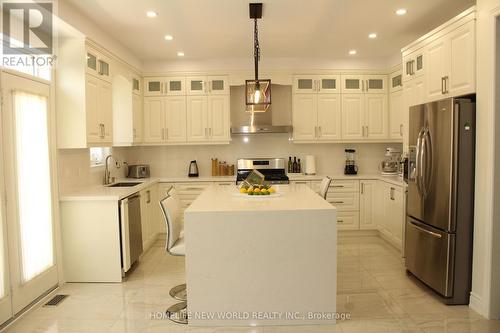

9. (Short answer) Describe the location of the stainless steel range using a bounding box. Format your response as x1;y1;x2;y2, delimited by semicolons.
236;158;290;184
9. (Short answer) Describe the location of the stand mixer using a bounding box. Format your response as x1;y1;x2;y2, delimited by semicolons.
379;148;401;175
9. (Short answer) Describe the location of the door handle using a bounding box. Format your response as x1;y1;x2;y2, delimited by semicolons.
415;128;425;196
411;222;442;239
390;187;395;200
441;77;446;94
361;183;364;194
146;190;151;203
400;124;403;137
423;127;433;197
337;219;344;223
444;76;449;94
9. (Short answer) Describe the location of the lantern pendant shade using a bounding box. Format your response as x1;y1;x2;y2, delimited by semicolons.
245;79;271;112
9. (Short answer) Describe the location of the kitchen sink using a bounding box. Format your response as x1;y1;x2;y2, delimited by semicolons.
107;182;142;188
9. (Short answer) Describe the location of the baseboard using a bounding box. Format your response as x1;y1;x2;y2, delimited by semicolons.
338;229;379;237
377;229;402;252
469;292;484;316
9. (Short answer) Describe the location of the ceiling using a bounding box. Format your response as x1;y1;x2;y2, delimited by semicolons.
65;0;475;64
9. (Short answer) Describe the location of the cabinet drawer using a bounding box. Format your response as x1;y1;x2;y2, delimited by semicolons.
329;180;359;193
214;181;235;186
327;192;359;211
336;211;360;230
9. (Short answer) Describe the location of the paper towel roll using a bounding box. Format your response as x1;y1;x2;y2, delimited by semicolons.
305;155;316;175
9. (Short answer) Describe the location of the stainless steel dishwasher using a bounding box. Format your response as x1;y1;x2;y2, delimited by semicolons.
119;193;143;273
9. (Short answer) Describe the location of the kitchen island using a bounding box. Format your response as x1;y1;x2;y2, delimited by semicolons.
184;183;337;326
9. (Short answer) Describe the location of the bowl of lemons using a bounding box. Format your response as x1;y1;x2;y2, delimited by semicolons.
236;184;281;198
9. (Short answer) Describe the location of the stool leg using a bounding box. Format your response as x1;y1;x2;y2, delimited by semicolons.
169;283;187;301
166;301;188;324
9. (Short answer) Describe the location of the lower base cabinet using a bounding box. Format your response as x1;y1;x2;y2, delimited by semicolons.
376;182;406;250
140;184;160;251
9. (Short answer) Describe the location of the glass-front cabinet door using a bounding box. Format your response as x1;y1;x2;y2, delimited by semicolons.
187;76;207;95
98;59;110;80
144;77;164;96
132;77;141;95
165;77;186;96
317;75;340;94
365;75;387;94
293;76;316;94
86;48;98;76
390;71;403;93
207;76;228;95
341;75;364;94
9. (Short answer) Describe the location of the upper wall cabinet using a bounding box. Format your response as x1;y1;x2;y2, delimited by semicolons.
341;75;387;94
186;76;229;95
144;77;187;96
389;71;403;93
57;39;114;148
402;51;424;83
292;75;340;94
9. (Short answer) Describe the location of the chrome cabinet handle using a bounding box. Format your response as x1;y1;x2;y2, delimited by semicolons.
444;76;449;94
337;219;344;223
146;190;151;203
331;185;344;188
365;126;369;137
331;201;344;204
361;183;364;194
295;181;307;184
390;187;395;200
441;77;446;94
318;126;322;137
400;124;403;137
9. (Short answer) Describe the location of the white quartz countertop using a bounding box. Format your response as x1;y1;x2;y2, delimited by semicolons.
186;184;335;213
59;174;406;202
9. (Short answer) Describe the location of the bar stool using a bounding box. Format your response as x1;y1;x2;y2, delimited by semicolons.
159;188;188;324
319;176;332;200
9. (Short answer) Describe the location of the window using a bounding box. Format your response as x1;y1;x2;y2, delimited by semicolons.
90;147;112;167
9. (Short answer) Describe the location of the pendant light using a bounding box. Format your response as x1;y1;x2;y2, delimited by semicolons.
246;3;271;112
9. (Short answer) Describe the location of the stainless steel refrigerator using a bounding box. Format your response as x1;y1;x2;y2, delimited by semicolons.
406;97;475;305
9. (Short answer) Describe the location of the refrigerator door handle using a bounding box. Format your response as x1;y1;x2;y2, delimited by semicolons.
415;128;425;196
423;127;433;197
410;221;443;238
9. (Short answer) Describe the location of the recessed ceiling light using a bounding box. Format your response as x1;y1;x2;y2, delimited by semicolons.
396;8;407;16
146;10;157;18
164;35;174;41
368;33;377;39
177;51;185;57
349;50;357;55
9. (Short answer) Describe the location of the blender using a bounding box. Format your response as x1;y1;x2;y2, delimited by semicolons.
344;149;358;175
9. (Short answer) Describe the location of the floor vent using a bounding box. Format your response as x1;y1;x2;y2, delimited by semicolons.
43;294;68;307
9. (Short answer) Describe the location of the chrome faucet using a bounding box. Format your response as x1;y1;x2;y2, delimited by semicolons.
103;154;115;185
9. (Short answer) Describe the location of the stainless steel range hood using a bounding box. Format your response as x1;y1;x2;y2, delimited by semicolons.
230;84;293;134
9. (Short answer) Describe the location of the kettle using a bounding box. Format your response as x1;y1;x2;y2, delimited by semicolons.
188;160;199;177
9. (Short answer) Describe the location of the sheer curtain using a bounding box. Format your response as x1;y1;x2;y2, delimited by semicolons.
13;91;54;283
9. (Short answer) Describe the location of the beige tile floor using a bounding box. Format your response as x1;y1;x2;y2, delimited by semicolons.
3;235;499;333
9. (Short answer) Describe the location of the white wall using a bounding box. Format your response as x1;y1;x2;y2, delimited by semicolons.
56;0;142;70
121;135;397;178
473;0;500;320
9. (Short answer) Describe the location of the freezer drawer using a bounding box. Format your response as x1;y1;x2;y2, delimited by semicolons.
405;217;455;297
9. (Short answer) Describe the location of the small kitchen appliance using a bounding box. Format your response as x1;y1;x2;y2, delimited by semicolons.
344;149;358;175
304;155;316;175
127;165;150;179
236;158;289;184
379;147;401;175
188;160;199;177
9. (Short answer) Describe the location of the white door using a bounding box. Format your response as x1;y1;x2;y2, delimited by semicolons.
360;181;377;230
341;94;364;140
425;38;449;101
448;20;475;96
293;76;316;94
292;94;317;141
1;72;58;313
99;80;113;143
132;93;142;143
187;96;208;142
165;96;187;143
85;74;100;143
317;94;341;141
208;95;230;141
0;93;12;324
365;94;388;139
143;97;165;143
389;90;404;140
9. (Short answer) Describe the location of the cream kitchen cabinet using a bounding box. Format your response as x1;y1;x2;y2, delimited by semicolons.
187;76;229;95
341;74;387;94
389;90;404;140
377;182;405;250
144;77;186;96
140;185;160;251
187;95;230;143
86;46;112;82
143;96;187;144
424;17;475;101
86;74;113;145
403;50;424;83
144;77;164;96
292;93;342;142
292;75;340;94
132;93;142;143
389;71;403;93
341;94;388;140
359;180;377;230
